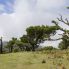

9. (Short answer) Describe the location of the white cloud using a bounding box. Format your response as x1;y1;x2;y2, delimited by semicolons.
40;40;61;48
0;0;67;44
36;0;66;10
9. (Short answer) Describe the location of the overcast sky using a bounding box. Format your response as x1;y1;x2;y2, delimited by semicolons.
0;0;69;47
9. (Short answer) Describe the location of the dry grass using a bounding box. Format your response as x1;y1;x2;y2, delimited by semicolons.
0;50;69;69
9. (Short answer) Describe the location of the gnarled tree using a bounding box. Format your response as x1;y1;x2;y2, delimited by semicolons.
21;25;59;51
52;15;69;49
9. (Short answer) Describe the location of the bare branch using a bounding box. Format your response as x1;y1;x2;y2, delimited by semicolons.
47;38;62;41
57;15;69;26
44;38;62;41
65;18;69;23
52;20;66;32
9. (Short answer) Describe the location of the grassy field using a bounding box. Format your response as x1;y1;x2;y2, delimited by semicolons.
0;50;69;69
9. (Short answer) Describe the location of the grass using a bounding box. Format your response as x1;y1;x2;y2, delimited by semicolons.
0;50;69;69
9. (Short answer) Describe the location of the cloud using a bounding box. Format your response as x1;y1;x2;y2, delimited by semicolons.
0;0;67;43
13;0;66;26
36;0;65;9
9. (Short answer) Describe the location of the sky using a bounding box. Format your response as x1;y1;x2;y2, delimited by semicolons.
0;0;69;47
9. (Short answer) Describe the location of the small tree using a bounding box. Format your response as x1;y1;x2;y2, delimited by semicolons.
6;37;17;52
20;35;32;51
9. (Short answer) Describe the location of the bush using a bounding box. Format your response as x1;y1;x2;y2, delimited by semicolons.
58;41;68;50
42;59;46;63
13;48;19;52
39;46;56;51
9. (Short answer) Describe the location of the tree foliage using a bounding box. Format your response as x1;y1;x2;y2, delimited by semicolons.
24;25;58;51
6;37;17;52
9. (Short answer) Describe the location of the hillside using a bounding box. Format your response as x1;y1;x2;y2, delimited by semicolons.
0;51;69;69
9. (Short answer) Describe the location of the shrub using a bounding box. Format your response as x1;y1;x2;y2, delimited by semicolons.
13;48;19;52
39;46;56;51
42;59;46;63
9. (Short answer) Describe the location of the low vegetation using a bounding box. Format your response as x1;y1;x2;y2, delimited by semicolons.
0;50;69;69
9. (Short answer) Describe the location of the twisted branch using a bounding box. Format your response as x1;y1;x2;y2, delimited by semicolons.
57;15;69;25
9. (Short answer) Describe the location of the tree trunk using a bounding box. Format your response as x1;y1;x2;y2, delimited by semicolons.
10;46;13;53
32;45;35;51
0;37;3;54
